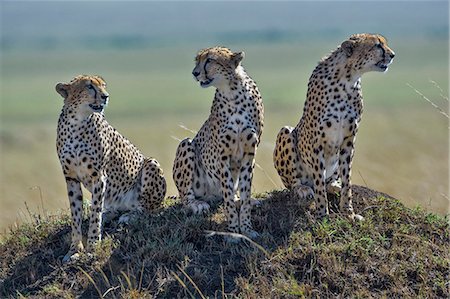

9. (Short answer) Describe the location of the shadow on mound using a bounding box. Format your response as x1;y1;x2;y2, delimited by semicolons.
1;186;448;298
0;215;73;297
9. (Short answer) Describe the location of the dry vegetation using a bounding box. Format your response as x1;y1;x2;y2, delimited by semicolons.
1;186;448;298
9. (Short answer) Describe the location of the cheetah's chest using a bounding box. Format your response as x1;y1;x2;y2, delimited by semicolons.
219;102;257;160
323;107;359;150
59;126;102;191
319;98;361;178
319;86;362;149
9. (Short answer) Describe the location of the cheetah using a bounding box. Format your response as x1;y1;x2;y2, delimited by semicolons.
56;75;166;262
273;33;395;220
173;47;264;238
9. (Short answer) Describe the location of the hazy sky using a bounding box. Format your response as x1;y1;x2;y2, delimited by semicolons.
1;1;448;50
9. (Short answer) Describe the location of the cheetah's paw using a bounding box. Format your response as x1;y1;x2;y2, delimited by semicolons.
251;198;262;208
327;180;342;194
118;214;131;225
242;228;260;239
62;251;81;263
295;185;314;200
187;199;210;214
349;213;364;222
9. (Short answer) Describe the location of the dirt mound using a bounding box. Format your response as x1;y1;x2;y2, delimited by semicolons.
1;186;448;298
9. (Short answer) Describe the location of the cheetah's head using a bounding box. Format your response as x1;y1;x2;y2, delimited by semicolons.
341;33;395;73
56;75;109;115
192;46;245;89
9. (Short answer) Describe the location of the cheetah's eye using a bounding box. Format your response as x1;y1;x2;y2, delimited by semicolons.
376;44;383;49
205;58;212;64
87;84;95;90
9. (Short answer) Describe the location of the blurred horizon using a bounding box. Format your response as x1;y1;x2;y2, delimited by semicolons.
2;2;448;52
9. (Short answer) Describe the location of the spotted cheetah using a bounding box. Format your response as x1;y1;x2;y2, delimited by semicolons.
273;33;395;220
173;47;264;238
56;75;166;262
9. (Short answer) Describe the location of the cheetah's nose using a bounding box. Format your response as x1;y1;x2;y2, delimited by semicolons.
390;52;395;59
101;94;109;100
192;70;200;77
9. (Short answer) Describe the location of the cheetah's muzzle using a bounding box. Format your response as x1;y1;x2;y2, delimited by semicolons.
200;78;213;87
89;103;106;112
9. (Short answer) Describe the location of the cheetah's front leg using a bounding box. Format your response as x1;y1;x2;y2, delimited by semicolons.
63;178;84;262
238;128;259;238
86;174;107;251
173;138;210;214
219;153;240;234
310;147;329;218
339;136;363;221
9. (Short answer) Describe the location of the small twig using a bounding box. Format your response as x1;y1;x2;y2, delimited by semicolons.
98;267;113;298
255;162;279;189
170;135;182;142
23;202;34;224
357;170;368;188
176;265;207;299
361;205;382;213
220;265;225;299
120;270;134;291
138;262;145;291
204;230;270;258
429;79;449;102
406;83;449;119
179;123;198;135
171;271;196;299
102;286;120;298
30;185;45;218
78;267;104;299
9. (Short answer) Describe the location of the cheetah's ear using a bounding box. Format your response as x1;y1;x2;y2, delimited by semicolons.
55;83;69;99
231;51;245;67
341;40;356;57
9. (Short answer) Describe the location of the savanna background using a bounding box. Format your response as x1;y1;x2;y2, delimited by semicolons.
1;1;448;234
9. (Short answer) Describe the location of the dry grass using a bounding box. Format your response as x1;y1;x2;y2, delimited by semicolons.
0;186;448;298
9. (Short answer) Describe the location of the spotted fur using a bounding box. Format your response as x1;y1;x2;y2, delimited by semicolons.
173;47;264;238
273;33;395;220
56;75;166;262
